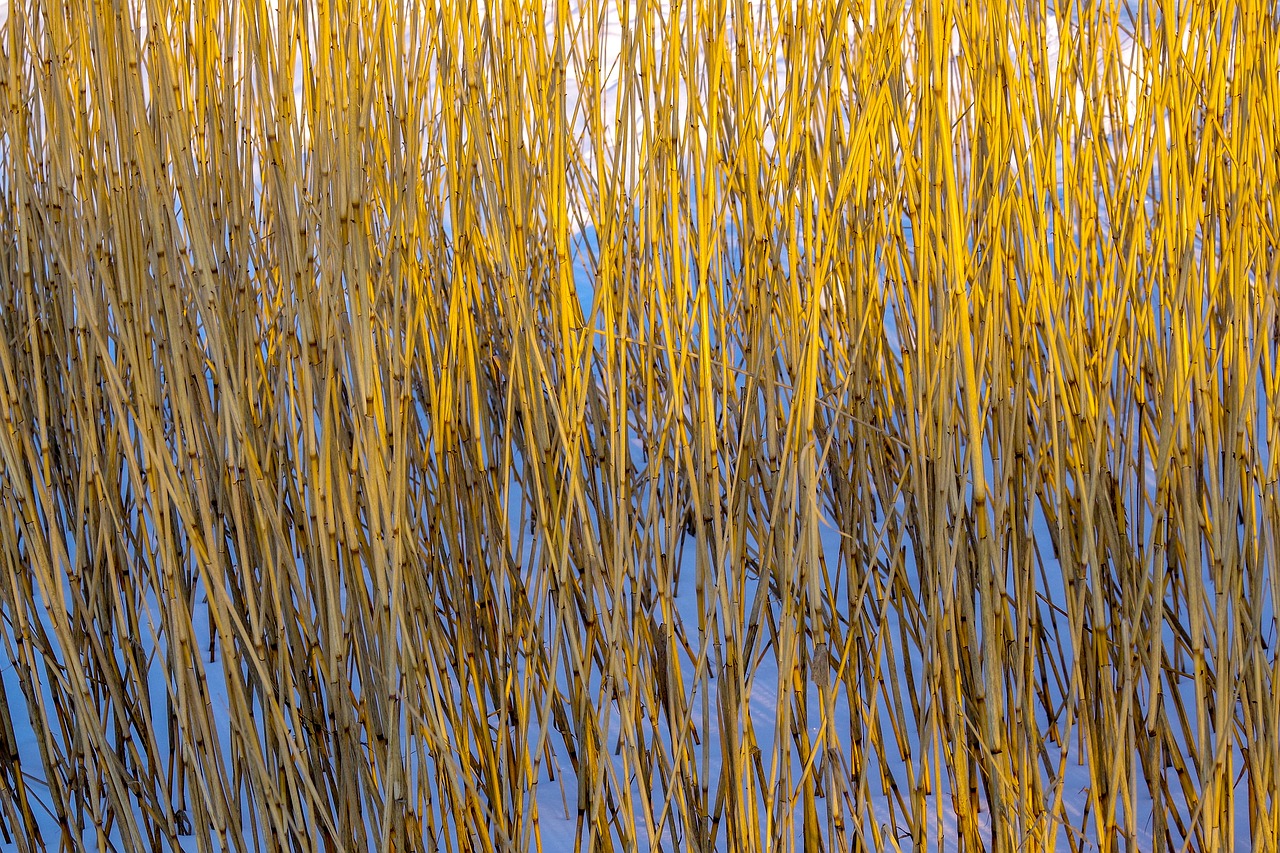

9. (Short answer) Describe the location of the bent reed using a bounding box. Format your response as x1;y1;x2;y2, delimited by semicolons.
0;1;1277;851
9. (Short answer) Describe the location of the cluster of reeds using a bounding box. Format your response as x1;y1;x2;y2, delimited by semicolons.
0;0;1277;850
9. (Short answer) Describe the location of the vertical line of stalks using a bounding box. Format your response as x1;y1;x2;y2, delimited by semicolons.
0;1;1277;851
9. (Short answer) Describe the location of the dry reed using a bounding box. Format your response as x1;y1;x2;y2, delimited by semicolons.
0;0;1277;851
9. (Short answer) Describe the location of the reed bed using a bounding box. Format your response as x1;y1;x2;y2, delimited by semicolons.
0;0;1277;850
